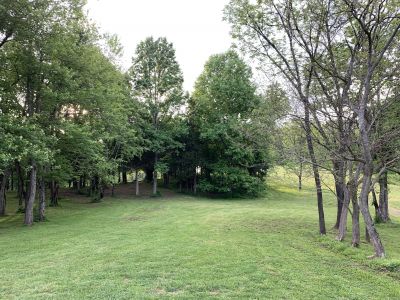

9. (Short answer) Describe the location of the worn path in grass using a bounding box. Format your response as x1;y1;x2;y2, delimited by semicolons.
0;174;399;299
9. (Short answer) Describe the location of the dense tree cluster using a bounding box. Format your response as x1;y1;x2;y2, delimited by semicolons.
0;0;279;227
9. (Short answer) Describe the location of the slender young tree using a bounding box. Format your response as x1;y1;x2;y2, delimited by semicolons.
225;0;327;234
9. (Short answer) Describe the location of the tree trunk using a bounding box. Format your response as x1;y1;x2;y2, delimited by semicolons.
194;173;197;195
365;227;370;243
298;161;302;190
337;183;350;241
79;176;84;190
145;168;153;183
351;185;360;247
359;175;385;257
333;161;345;229
163;173;169;187
122;170;128;184
38;176;46;221
357;67;385;257
135;170;140;196
99;180;104;199
152;153;158;195
24;162;37;226
15;162;25;210
10;169;14;191
303;101;326;235
50;180;59;207
25;171;31;209
0;170;10;216
371;188;383;223
379;171;389;222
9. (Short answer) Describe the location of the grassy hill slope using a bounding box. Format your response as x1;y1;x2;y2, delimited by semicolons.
0;170;399;299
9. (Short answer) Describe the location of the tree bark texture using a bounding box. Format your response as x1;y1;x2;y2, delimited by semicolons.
333;161;345;229
38;176;46;221
24;162;37;226
0;170;10;216
153;153;158;195
379;171;389;222
135;170;140;196
351;185;360;247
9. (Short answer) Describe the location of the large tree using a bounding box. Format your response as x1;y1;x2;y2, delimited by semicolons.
129;37;185;196
190;50;272;196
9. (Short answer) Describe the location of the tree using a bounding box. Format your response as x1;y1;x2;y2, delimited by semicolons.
190;50;271;196
129;37;185;195
225;0;327;234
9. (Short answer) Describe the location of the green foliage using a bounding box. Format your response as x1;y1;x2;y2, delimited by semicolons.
190;51;270;196
0;0;140;197
198;165;265;196
128;37;187;188
0;115;53;172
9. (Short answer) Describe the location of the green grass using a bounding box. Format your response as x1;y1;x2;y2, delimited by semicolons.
0;169;399;299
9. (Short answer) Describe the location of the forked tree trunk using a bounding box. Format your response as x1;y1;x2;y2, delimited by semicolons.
135;170;139;196
24;162;37;226
379;171;389;222
38;176;46;221
0;170;10;216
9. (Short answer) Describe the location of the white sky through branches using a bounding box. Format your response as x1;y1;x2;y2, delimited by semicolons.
85;0;233;92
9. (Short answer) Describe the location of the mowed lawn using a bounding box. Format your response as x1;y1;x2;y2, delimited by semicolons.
1;170;400;299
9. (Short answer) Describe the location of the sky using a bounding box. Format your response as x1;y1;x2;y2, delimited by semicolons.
85;0;233;92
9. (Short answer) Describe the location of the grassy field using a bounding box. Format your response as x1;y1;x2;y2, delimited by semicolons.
1;169;400;299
